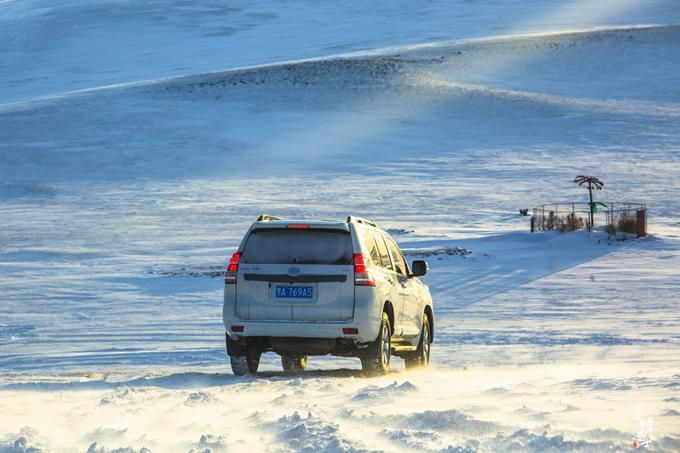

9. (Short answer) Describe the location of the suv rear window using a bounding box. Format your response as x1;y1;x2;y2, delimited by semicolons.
241;229;353;265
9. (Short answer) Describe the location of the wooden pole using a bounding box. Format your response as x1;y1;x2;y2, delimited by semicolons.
588;181;594;231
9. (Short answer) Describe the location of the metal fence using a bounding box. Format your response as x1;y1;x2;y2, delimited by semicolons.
531;202;647;236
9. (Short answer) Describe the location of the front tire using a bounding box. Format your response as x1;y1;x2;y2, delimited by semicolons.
405;315;431;370
281;354;307;373
361;312;391;375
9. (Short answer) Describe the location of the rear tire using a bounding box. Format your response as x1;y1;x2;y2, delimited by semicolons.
281;354;307;373
227;336;261;376
405;315;431;370
361;312;391;375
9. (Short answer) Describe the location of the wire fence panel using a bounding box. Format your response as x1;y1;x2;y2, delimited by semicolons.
531;202;647;235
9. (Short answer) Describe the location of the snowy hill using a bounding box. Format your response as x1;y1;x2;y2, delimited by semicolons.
3;0;680;104
1;1;679;452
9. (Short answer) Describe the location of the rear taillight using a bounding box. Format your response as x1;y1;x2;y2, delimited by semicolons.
224;252;241;285
353;253;376;287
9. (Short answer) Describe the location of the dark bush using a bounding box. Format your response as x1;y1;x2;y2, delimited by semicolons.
561;212;584;232
617;213;637;234
545;211;556;231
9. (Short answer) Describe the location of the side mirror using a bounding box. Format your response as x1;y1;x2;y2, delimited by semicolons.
411;260;429;277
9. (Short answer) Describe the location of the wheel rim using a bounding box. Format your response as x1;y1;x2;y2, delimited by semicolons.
381;324;390;366
422;324;430;363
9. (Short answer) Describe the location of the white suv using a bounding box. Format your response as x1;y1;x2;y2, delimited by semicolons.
223;215;434;375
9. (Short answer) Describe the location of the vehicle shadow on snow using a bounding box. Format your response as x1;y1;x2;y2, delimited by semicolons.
0;368;399;391
254;368;399;379
0;372;236;392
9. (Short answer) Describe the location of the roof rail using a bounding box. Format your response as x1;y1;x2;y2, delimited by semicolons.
347;215;378;228
257;214;282;222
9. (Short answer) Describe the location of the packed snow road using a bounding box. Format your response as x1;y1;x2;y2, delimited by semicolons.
1;1;680;451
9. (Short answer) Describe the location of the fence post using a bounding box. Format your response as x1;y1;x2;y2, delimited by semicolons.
636;209;647;237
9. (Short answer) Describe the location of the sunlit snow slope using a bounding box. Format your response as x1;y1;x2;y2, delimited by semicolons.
1;1;679;452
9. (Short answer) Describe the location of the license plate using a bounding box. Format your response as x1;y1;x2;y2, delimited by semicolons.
275;285;313;299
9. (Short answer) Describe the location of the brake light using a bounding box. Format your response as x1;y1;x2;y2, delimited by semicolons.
287;224;310;229
224;252;241;284
353;253;376;287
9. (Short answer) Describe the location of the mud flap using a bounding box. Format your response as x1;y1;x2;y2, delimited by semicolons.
226;332;247;356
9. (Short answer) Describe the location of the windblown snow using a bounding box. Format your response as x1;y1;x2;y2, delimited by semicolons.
1;1;679;452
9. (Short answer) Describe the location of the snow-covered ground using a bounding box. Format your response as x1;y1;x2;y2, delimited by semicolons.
1;1;679;451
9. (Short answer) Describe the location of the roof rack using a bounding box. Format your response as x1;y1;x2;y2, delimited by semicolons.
347;215;378;228
257;214;282;222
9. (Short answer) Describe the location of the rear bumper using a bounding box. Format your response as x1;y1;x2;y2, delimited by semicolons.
224;285;382;344
225;320;376;344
